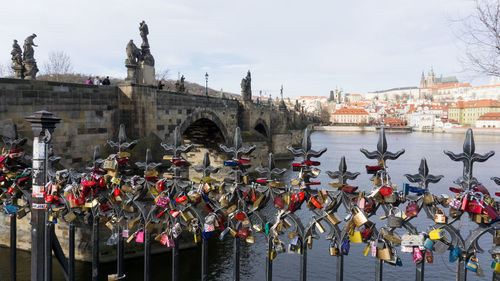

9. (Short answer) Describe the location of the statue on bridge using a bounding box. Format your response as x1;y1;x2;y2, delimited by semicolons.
241;70;252;101
175;75;186;93
22;34;38;80
125;21;155;85
10;40;23;78
139;20;149;47
125;40;141;65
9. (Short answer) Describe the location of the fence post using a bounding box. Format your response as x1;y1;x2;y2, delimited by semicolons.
201;237;208;281
457;258;467;281
336;254;343;281
172;237;179;281
416;260;424;281
117;225;124;279
375;259;383;281
92;216;100;281
144;229;151;281
266;236;272;281
233;237;240;281
300;244;307;281
10;215;16;281
26;111;60;281
68;222;75;281
44;216;52;281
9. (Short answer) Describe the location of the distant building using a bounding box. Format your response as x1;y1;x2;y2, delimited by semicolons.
372;117;406;127
448;99;500;126
366;87;419;101
331;108;369;125
475;112;500;128
419;67;458;88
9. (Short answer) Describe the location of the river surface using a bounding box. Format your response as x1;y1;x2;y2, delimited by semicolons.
2;131;500;280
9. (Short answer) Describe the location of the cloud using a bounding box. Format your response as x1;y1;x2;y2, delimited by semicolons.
0;0;483;97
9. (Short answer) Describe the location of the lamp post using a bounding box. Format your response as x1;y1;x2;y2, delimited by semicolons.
205;72;209;98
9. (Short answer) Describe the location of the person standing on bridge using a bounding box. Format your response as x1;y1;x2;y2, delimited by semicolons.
102;76;111;85
86;77;93;85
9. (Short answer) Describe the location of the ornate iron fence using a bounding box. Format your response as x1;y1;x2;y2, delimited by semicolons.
2;111;500;281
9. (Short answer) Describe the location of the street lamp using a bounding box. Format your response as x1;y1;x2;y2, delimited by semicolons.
205;72;209;98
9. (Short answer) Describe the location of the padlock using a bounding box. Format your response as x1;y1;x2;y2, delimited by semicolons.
352;208;368;228
449;207;462;218
329;241;339;256
307;235;313;249
429;229;444;240
423;238;434;251
326;213;341;225
315;220;326;234
466;255;478;272
405;202;419;218
349;230;363;243
425;250;434;263
341;239;350;255
181;210;195;222
434;208;447;223
423;193;435;205
363;244;370;256
412;247;423;264
377;245;392;261
492;260;500;273
387;207;404;228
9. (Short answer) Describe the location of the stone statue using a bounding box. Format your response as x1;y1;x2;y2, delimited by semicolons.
139;20;149;47
141;47;155;66
23;33;37;61
241;70;252;101
175;75;186;93
22;33;38;80
125;40;141;65
10;40;22;67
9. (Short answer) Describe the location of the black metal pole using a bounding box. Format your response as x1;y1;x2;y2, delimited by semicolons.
300;244;307;281
457;257;467;281
44;215;52;281
144;229;151;281
201;238;208;281
416;260;424;281
375;259;383;281
68;222;75;281
266;236;272;281
26;111;60;281
117;225;124;279
10;215;16;281
92;216;99;281
493;270;500;281
336;254;344;281
172;237;179;281
233;237;240;281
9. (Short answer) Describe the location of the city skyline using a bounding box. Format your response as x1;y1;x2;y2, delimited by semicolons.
0;0;493;97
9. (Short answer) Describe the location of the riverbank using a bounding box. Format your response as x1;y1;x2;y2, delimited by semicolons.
313;125;500;135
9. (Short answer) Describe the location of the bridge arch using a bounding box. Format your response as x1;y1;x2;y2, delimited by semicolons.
180;109;228;148
253;118;269;138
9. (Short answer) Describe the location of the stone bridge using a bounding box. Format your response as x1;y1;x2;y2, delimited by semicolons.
0;78;312;168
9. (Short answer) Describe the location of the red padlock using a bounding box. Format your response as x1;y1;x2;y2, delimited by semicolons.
7;186;14;194
274;197;285;209
175;196;187;203
234;212;247;221
99;177;106;188
113;188;121;197
309;196;323;209
156;180;165;191
45;194;53;203
379;186;392;196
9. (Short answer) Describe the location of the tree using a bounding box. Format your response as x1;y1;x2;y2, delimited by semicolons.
459;0;500;76
42;51;73;81
155;68;170;82
0;61;14;78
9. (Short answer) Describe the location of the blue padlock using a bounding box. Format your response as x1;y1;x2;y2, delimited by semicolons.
423;238;435;251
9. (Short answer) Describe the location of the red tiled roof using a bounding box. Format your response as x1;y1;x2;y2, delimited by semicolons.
478;112;500;120
426;83;471;89
451;99;500;109
332;108;369;115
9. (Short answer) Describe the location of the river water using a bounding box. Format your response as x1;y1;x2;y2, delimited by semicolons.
2;131;500;280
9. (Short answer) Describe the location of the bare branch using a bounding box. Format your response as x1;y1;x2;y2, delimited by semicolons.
41;51;74;81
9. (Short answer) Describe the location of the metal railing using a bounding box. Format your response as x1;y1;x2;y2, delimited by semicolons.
2;110;500;281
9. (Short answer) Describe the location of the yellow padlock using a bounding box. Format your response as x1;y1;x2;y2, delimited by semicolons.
349;231;363;243
429;229;443;240
363;245;370;256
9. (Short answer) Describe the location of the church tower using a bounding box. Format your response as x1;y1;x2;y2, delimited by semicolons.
427;67;435;86
420;71;426;88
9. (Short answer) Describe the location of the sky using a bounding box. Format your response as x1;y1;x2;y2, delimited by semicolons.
0;0;491;98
